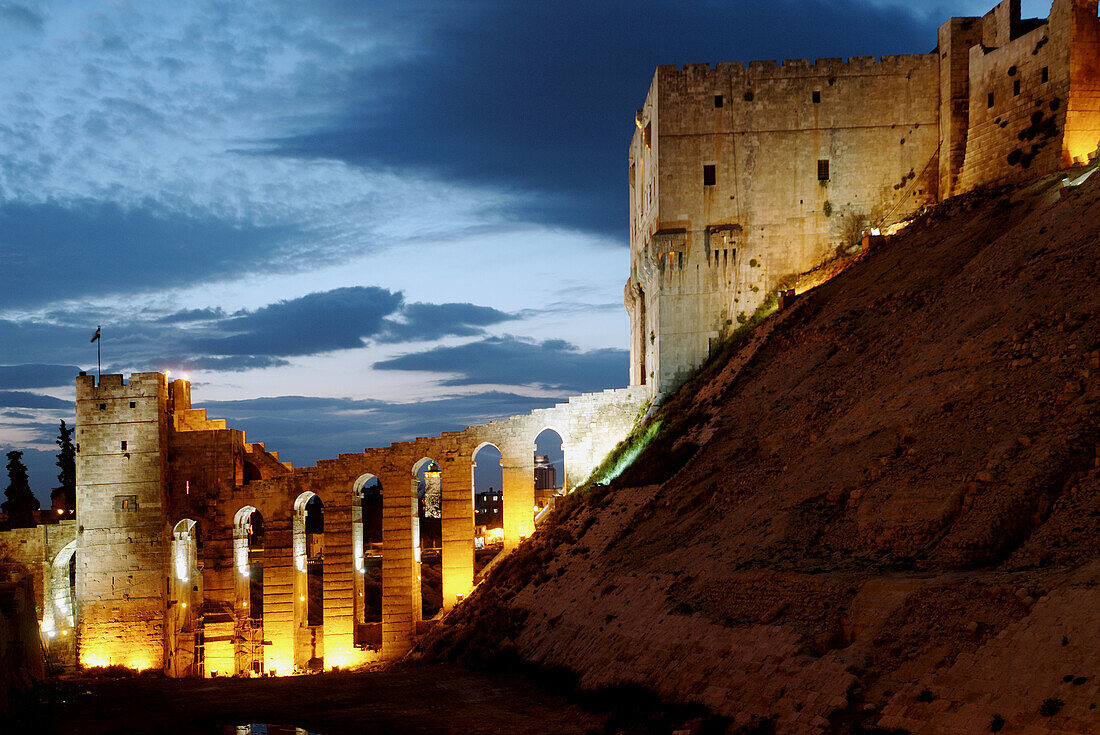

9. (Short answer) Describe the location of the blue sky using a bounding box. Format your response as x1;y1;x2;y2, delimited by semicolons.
0;0;1052;502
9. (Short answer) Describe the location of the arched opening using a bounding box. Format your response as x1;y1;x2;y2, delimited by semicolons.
42;540;77;666
472;443;504;572
293;492;324;671
534;428;566;517
352;474;383;649
233;506;264;676
242;460;261;486
413;457;443;619
168;518;203;677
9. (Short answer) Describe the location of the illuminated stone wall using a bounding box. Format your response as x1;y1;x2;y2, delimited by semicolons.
0;521;77;667
72;373;645;675
75;373;170;671
953;0;1100;192
628;54;941;395
628;0;1100;397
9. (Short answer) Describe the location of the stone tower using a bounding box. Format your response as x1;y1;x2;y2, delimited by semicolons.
74;372;171;670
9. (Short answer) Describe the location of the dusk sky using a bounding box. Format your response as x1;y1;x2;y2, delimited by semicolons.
0;0;1050;503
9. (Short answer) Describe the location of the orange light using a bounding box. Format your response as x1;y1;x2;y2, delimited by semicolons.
57;509;64;515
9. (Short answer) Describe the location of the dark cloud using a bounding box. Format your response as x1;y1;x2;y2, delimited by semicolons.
187;289;516;358
377;302;518;343
0;200;299;308
374;336;627;393
182;355;291;371
203;391;561;469
257;0;938;236
0;364;82;389
0;3;43;31
0;391;70;409
186;286;402;357
154;307;228;324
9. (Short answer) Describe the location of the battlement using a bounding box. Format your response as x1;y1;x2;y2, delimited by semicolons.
661;52;936;81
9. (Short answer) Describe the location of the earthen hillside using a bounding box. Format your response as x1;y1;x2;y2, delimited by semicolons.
425;168;1100;734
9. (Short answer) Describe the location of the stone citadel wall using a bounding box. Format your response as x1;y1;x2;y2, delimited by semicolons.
17;373;645;676
628;0;1100;397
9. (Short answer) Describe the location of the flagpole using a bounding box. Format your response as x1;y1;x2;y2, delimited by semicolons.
97;325;101;380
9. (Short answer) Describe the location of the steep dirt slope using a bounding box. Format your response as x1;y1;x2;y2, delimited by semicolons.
425;170;1100;735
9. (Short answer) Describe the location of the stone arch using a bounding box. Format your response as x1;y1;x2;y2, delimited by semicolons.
472;443;504;552
412;457;443;619
42;539;77;641
292;492;324;670
233;506;264;675
352;473;383;647
534;427;566;514
168;518;203;677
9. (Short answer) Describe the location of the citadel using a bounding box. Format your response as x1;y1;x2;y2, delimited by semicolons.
1;0;1098;678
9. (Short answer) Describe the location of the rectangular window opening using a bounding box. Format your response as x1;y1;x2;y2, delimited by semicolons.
743;90;754;102
812;90;821;103
129;401;136;408
987;92;995;109
1041;67;1049;83
714;94;723;108
1013;79;1021;96
714;250;719;265
120;441;127;450
703;164;716;186
677;252;683;269
99;403;106;410
817;159;830;181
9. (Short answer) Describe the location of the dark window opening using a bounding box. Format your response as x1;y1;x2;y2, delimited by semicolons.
714;250;719;264
988;92;995;109
812;90;821;103
703;164;716;186
1013;79;1021;96
731;249;737;262
129;401;136;408
714;95;723;108
1041;67;1049;83
743;90;754;102
120;441;127;450
817;159;830;181
99;403;106;410
677;252;683;269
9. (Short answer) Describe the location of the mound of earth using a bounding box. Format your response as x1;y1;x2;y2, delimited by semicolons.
423;167;1100;734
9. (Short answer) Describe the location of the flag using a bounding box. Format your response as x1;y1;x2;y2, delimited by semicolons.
90;327;101;343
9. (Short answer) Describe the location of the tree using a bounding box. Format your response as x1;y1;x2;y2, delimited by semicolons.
51;420;76;517
3;450;39;528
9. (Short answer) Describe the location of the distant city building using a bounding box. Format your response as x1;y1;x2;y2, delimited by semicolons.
474;489;503;529
534;455;559;510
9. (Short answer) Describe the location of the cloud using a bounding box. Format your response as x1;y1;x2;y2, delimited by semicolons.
0;4;43;31
203;391;562;468
0;200;299;308
377;302;518;343
0;364;82;389
256;0;939;236
186;289;517;358
0;391;70;409
154;307;229;324
374;335;627;393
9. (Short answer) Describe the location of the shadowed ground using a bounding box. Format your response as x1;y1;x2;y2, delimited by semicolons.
25;665;605;735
